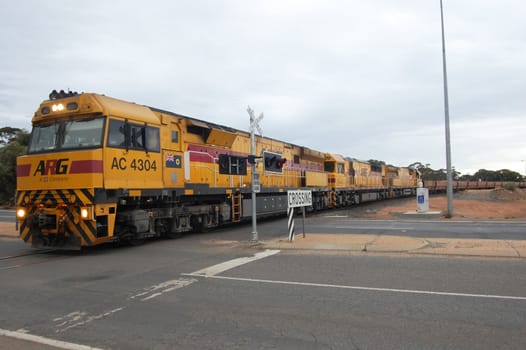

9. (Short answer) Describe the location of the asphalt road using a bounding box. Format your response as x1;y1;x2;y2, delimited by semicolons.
0;209;15;223
1;220;526;350
308;216;526;240
3;207;526;240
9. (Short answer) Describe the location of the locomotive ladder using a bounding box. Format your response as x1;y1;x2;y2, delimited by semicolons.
329;191;337;208
231;192;242;222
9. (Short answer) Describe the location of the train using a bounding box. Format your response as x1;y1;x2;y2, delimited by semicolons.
16;90;422;249
423;180;526;192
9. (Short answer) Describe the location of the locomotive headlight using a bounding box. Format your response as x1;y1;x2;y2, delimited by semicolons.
80;207;90;219
16;208;27;219
51;103;64;112
80;206;94;220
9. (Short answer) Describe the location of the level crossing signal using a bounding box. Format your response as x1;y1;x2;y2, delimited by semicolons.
263;151;287;173
218;154;247;175
218;152;286;174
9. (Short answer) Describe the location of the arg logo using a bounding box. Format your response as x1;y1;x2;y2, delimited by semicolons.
33;159;69;176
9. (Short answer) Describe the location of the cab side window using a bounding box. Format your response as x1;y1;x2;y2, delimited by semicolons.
107;120;126;147
107;119;160;152
145;126;160;152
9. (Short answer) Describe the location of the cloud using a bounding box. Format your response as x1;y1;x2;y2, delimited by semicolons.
1;0;525;175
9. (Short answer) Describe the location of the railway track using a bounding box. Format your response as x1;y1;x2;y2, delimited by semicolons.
0;249;73;270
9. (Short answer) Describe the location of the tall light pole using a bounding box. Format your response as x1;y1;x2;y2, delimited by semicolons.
440;0;454;218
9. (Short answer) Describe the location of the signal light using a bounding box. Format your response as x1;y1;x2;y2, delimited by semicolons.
218;154;247;175
265;156;276;169
263;151;286;173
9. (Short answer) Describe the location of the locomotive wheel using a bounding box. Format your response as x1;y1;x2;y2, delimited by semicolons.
191;214;209;233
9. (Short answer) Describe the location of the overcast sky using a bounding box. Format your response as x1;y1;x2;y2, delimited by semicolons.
2;1;525;175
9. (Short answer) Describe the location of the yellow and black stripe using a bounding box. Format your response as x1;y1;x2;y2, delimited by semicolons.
17;189;98;248
17;188;95;206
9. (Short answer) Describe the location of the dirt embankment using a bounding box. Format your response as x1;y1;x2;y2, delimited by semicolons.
353;188;526;220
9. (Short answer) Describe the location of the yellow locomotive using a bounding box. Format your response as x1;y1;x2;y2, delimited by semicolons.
16;91;417;249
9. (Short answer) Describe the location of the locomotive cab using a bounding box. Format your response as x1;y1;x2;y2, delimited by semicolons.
16;91;165;249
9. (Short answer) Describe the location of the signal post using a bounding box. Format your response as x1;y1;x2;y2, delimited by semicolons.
247;106;263;242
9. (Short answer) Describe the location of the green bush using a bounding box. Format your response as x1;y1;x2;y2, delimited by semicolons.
0;128;29;205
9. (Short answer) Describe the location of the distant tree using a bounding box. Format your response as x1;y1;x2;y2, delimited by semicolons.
410;163;524;182
452;167;461;181
497;169;523;181
471;169;523;182
0;128;29;205
421;167;447;180
416;164;460;181
459;174;474;181
0;127;24;145
367;159;385;172
368;159;386;167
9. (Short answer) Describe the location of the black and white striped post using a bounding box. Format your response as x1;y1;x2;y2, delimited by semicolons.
287;207;295;241
287;190;312;242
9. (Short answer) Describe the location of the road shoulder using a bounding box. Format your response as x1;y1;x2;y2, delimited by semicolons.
261;233;526;258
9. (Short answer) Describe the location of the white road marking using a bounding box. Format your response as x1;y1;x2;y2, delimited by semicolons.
4;249;280;346
334;226;414;231
189;249;280;277
0;327;105;350
129;277;197;301
184;274;526;302
54;308;124;333
49;250;280;334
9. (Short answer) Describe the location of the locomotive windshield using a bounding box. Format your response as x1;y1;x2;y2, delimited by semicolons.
28;117;105;154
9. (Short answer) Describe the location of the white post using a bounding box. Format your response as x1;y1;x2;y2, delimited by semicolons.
248;106;263;242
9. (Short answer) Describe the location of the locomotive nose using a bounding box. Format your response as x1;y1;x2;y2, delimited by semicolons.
38;212;56;229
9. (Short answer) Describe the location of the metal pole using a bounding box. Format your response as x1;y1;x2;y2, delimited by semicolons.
440;0;454;217
250;124;258;241
302;206;306;238
248;106;262;242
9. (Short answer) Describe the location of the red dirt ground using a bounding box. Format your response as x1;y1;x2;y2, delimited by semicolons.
373;188;526;220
